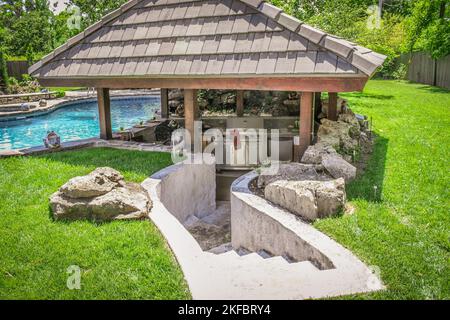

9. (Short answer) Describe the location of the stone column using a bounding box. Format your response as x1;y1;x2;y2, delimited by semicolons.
97;88;112;140
236;90;244;117
328;92;338;121
298;92;313;159
160;88;169;119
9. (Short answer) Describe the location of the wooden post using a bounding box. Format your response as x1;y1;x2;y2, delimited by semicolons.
298;92;313;160
97;88;112;140
184;89;199;149
236;90;244;117
160;88;169;119
328;92;338;121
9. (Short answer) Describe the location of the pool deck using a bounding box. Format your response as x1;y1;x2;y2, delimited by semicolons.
0;138;172;158
0;89;160;120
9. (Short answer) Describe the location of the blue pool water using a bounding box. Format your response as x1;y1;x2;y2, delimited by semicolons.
0;96;161;150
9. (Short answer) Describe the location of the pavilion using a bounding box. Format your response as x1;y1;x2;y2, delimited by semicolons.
29;0;386;157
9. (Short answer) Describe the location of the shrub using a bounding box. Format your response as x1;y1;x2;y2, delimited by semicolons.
0;49;8;92
392;63;408;80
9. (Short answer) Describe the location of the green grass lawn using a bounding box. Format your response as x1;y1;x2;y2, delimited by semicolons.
314;80;449;299
0;80;448;300
0;148;190;299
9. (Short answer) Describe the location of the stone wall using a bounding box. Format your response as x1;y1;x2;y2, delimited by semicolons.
168;89;300;117
0;92;58;105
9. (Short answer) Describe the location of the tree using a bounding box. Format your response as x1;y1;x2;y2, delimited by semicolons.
0;50;8;92
404;0;449;58
0;1;55;60
67;0;127;28
0;27;9;92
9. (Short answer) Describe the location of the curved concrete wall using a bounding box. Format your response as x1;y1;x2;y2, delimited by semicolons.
231;172;334;270
151;155;216;223
144;162;384;299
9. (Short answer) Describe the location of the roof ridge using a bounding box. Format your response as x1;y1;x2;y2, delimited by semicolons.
239;0;386;76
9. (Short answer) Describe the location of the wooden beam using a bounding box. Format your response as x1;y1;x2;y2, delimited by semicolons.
160;88;169;119
299;92;313;160
96;88;112;140
37;76;368;92
328;92;338;121
236;90;244;116
184;89;198;149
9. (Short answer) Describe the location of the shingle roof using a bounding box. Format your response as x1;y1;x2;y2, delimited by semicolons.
29;0;386;79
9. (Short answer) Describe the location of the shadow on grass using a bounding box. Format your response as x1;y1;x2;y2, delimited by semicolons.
346;134;389;203
342;92;394;100
415;85;449;94
37;147;173;180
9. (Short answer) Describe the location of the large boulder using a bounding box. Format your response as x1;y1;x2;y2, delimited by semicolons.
322;154;357;182
317;118;359;154
265;179;346;221
89;183;150;221
257;163;330;188
301;144;338;165
59;167;124;199
50;168;151;222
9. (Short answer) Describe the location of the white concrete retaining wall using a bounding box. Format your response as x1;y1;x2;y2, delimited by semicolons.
231;172;335;269
151;155;216;223
143;163;384;299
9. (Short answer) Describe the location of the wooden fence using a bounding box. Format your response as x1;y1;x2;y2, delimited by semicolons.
6;61;30;79
399;52;450;90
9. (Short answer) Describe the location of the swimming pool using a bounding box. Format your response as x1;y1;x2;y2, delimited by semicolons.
0;96;161;150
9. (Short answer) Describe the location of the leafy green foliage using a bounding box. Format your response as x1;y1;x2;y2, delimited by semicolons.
67;0;128;28
268;0;449;77
403;0;449;59
0;1;447;79
0;48;8;92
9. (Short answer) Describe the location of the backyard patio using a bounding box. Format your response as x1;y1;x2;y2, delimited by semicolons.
1;80;448;299
0;0;449;302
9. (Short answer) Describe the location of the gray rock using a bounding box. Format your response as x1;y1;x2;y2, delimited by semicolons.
89;183;151;221
59;167;123;199
301;144;338;165
265;180;317;220
314;178;346;217
264;178;346;221
257;163;329;188
169;89;183;100
322;154;357;182
317;118;359;154
50;168;151;222
50;193;90;220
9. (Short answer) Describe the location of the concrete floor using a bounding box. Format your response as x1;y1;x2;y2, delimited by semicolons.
185;201;231;251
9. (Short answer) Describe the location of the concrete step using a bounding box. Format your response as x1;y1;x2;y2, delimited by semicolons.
208;242;233;255
288;261;320;273
239;252;265;263
215;247;320;274
217;249;241;259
